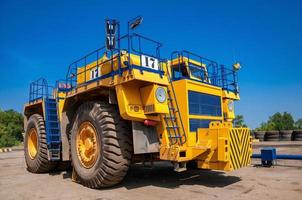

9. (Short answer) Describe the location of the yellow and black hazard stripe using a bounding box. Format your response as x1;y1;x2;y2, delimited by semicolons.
0;148;12;153
229;128;252;170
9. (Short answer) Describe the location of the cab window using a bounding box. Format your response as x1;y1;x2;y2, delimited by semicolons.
172;64;189;80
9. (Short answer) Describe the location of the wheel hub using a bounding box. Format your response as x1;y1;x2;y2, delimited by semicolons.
76;121;99;168
28;128;38;159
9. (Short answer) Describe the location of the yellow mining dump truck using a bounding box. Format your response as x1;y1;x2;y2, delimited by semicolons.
23;17;251;188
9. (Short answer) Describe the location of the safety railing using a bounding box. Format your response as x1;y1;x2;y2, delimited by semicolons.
130;33;161;61
66;46;120;89
64;33;165;90
219;65;238;93
29;78;54;102
56;79;72;92
184;50;220;86
170;50;238;93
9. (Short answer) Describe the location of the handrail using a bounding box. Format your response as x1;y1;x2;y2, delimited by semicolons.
64;33;164;90
29;78;54;102
170;50;238;93
218;65;238;93
130;34;162;58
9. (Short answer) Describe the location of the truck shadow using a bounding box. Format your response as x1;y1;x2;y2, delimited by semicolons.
120;162;241;190
54;161;241;190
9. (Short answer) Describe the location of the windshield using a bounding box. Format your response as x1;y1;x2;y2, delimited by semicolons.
172;62;209;83
189;64;208;82
172;64;189;80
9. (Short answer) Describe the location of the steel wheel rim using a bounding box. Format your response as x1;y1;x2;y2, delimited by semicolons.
28;128;38;159
76;121;99;169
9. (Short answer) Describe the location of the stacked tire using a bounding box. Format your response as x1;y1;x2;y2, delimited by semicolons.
253;130;302;141
265;131;279;141
280;130;292;141
293;130;302;141
254;131;265;141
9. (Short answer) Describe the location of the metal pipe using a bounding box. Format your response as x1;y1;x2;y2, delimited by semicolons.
276;154;302;160
251;154;261;158
252;154;302;160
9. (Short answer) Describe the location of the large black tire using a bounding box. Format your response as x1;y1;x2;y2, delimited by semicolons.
265;131;279;141
24;114;57;173
254;131;265;141
280;130;292;141
71;101;132;188
293;130;302;141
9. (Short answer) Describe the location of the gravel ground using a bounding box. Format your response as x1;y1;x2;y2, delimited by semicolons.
0;142;301;200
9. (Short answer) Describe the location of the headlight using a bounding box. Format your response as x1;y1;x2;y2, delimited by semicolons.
155;87;166;103
228;100;234;112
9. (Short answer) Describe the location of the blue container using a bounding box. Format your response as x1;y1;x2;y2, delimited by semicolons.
261;147;277;161
260;147;276;166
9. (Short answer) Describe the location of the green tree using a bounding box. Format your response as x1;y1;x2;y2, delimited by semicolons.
281;112;295;130
256;112;295;131
234;115;247;127
256;121;276;131
268;112;294;130
0;109;23;147
295;118;302;129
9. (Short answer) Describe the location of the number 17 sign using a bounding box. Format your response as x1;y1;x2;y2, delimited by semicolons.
141;55;159;70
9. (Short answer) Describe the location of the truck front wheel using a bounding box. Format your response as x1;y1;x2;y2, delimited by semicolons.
70;101;132;188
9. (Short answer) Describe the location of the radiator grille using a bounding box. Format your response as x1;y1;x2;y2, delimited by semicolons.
144;104;155;113
229;128;252;170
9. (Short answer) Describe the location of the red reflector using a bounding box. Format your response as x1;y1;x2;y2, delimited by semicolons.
144;120;158;126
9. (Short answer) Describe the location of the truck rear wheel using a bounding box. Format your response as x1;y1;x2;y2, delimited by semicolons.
24;114;57;173
71;101;132;188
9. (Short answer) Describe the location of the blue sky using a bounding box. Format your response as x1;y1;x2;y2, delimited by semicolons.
0;0;301;128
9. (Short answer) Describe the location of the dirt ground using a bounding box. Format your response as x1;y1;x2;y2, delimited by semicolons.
0;142;302;200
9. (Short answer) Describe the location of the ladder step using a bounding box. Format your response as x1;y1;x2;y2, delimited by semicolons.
169;136;182;138
48;142;60;145
48;135;60;138
48;134;60;136
47;106;57;109
49;150;60;152
49;130;60;132
169;108;178;112
48;129;60;132
48;136;60;140
46;126;60;129
164;116;176;120
48;146;60;149
48;132;60;134
46;102;57;106
166;126;179;129
47;114;58;116
47;120;59;123
46;98;56;102
46;101;56;104
47;108;57;110
46;104;57;107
